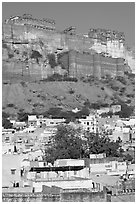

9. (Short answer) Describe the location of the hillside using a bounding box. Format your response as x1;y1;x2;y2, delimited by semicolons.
2;73;135;117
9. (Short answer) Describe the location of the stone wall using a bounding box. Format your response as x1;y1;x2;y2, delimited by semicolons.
2;193;60;202
2;191;107;202
61;191;106;202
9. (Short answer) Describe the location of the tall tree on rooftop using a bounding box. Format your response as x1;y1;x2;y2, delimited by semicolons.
43;125;85;164
84;132;121;157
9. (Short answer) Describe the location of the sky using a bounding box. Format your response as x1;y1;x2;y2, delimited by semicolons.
2;2;135;47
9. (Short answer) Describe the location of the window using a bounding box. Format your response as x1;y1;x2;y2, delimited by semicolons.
11;169;16;175
50;122;54;124
5;137;9;141
87;122;89;126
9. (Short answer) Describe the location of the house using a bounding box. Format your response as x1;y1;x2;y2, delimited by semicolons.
72;108;80;113
44;118;66;127
90;174;120;194
2;133;14;143
33;178;103;193
110;105;121;113
28;115;37;127
2;143;15;154
96;107;110;115
13;121;26;130
89;160;127;176
2;154;27;188
112;126;130;142
39;127;57;143
79;114;98;133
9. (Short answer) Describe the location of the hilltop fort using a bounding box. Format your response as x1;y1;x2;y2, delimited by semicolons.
2;14;134;81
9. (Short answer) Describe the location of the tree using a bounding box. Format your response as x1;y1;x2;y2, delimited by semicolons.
116;103;134;118
47;53;57;68
2;112;12;129
2;118;13;129
18;111;29;122
30;50;42;64
43;125;123;164
84;132;121;157
43;125;85;164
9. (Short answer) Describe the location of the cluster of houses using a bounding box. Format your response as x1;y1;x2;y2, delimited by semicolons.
2;105;135;154
2;106;135;196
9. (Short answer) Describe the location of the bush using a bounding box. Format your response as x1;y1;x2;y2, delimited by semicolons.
68;88;75;94
27;99;32;103
126;94;134;98
2;112;10;118
8;53;14;58
120;87;126;92
101;87;104;90
90;102;101;109
33;103;44;107
83;100;91;107
7;103;15;108
47;53;57;68
18;112;29;122
115;103;134;118
2;118;13;129
116;76;127;85
111;85;119;91
30;50;42;64
20;81;27;87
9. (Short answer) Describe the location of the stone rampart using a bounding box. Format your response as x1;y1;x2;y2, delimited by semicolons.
59;50;125;79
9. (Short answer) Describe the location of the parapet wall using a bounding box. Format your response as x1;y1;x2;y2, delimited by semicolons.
2;191;106;202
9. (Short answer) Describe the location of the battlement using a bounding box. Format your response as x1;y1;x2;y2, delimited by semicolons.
88;28;125;42
4;14;56;31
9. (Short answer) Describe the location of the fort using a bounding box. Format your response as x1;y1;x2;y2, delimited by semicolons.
2;14;133;80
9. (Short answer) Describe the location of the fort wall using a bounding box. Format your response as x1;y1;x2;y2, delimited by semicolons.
2;17;127;80
59;50;125;79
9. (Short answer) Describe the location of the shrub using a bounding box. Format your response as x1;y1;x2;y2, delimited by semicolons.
27;99;32;102
8;53;14;58
116;76;127;85
101;87;104;90
120;87;126;92
20;81;27;87
18;112;29;122
33;103;44;107
7;103;15;108
84;100;91;107
30;50;42;64
126;94;134;98
68;88;75;94
2;118;13;129
2;112;10;118
47;53;57;68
